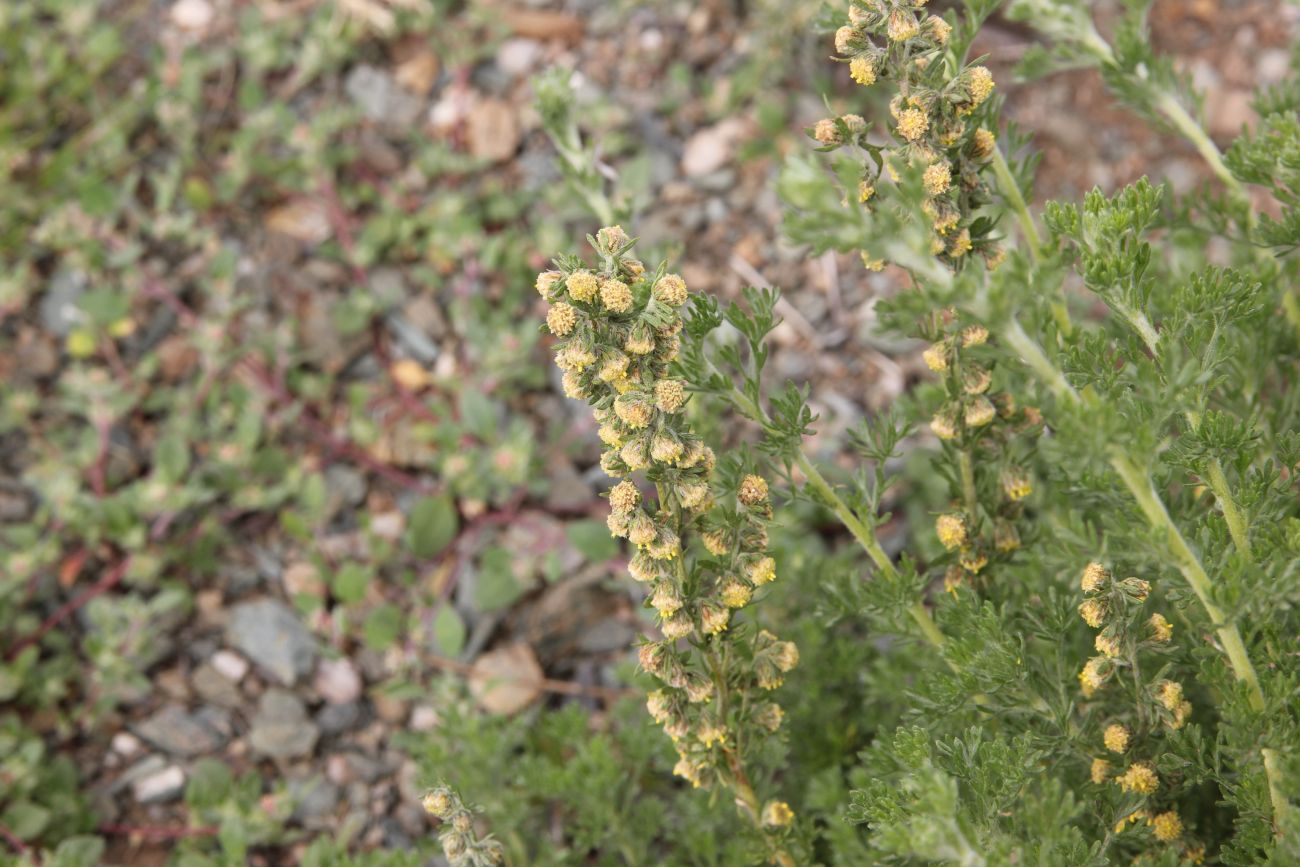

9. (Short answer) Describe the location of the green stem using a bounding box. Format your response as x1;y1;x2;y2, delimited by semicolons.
1204;458;1252;559
958;449;978;521
1150;90;1246;202
1002;317;1078;401
990;146;1071;338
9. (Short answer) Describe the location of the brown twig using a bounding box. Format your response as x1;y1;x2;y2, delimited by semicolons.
0;822;29;855
7;556;132;661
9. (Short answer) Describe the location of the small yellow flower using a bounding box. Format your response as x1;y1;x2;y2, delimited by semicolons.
738;474;769;506
1095;631;1122;658
748;556;777;585
994;520;1020;553
1079;656;1109;697
755;702;784;732
964;394;995;426
1001;468;1032;501
850;56;877;86
1148;612;1174;642
960;549;988;573
620;438;650;471
926;15;951;45
966;66;995;107
673;757;703;787
923;162;952;197
1156;680;1184;712
627;512;656;546
1116;762;1158;795
566;271;599;303
651;434;684;464
702;530;730;556
661;613;693;641
422;789;453;818
697;720;728;748
774;640;800;672
535;270;563;297
813;118;841;146
761;801;795;828
546;302;578;337
922;342;949;372
654;378;687;413
608;480;641;514
960;324;988;347
651;583;682;617
887;9;919;41
628;552;658;582
648;527;681;561
1122;577;1151;601
859;180;876;202
600;279;633;313
1104;723;1130;753
936;513;967;550
1151;810;1183;842
645;689;671;722
614;394;653;429
1090;758;1111;784
834;25;858;55
971;128;996;160
897;108;929;142
948;227;973;258
561;370;585;400
931;407;958;439
1079;598;1108;629
701;603;730;636
677;480;710;510
625;326;655;356
653;274;689;306
861;253;886;271
595;224;630;252
720;579;752;609
1081;562;1110;594
684;674;713;703
1170;700;1192;730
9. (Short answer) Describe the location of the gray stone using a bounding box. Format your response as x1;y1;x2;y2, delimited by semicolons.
131;762;186;805
226;598;317;686
39;270;87;336
192;664;244;709
290;775;340;826
132;704;231;756
250;689;319;759
345;65;422;127
314;657;363;705
316;701;364;736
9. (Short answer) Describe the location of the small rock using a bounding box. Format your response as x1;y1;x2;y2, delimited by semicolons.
170;0;214;31
290;776;340;826
227;598;317;686
265;198;332;245
282;561;326;599
39;270;87;336
394;49;440;96
133;705;231;757
132;763;186;805
210;649;250;682
345;65;423;127
497;38;542;77
192;664;244;709
467;98;520;163
409;705;439;732
250;689;320;759
314;658;363;705
372;692;409;725
681;119;747;178
111;732;142;758
316;701;364;736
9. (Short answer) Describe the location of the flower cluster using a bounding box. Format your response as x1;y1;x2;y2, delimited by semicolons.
539;228;798;852
422;785;504;867
817;0;1002;268
924;318;1043;592
1076;563;1201;860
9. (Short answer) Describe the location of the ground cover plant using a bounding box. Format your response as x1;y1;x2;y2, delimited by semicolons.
1;0;1297;865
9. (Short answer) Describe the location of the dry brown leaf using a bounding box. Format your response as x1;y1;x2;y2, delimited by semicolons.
265;198;332;244
390;358;432;390
468;643;544;715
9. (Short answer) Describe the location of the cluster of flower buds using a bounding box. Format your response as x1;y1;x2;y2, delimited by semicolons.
1077;563;1200;858
816;0;1003;269
422;786;504;867
539;229;798;806
923;319;1042;591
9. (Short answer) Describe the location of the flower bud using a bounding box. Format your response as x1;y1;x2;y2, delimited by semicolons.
962;364;992;395
993;519;1020;552
700;602;730;635
653;274;689;307
1156;680;1183;712
970;128;996;160
1078;656;1111;697
609;480;641;514
422;788;454;818
1081;562;1110;593
625;322;656;355
535;270;563;298
1120;577;1151;602
565;271;599;303
923;162;952;197
546;302;578;337
960;324;989;347
1095;629;1121;659
738;474;769;506
931;406;958;439
850;56;877;86
1079;598;1108;629
720;578;752;609
613;393;653;429
1104;723;1130;753
661;613;693;641
650;434;684;465
648;525;681;560
886;9;918;41
748;555;776;585
651;583;683;617
964;395;995;427
620;438;650;471
1090;758;1110;783
1001;467;1031;500
684;672;713;703
676;480;711;510
1147;612;1173;642
896;107;929;142
935;513;967;550
654;378;687;412
627;511;657;546
595;224;629;253
639;642;667;676
628;551;659;582
754;702;784;733
600;279;633;313
762;801;795;828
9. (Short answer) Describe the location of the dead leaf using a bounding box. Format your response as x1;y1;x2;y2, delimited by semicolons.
390;358;431;390
265;198;332;244
467;98;520;164
506;9;583;42
468;643;544;715
394;46;439;95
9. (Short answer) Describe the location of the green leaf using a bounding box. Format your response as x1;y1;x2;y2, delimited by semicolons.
2;800;51;839
186;759;234;808
475;546;524;613
566;520;618;563
332;562;370;604
433;605;467;657
155;431;190;482
363;604;403;650
46;837;106;867
407;494;459;559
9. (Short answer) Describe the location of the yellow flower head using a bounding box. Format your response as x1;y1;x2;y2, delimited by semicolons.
1104;723;1130;753
697;720;728;748
1090;758;1111;784
1156;680;1184;712
834;25;859;55
923;162;952;197
774;640;800;673
1148;612;1174;642
654;378;686;412
661;613;693;641
859;180;876;202
677;481;710;510
720;578;752;609
949;227;974;258
755;702;784;733
850;56;877;86
645;689;671;722
936;513;967;550
608;480;641;515
654;274;689;307
1081;562;1110;594
762;801;795;828
561;370;585;400
422;789;453;818
651;434;684;464
1079;599;1108;629
923;342;949;372
535;270;563;298
897;108;929;142
620;438;650;471
927;15;952;45
625;326;655;356
546;302;578;337
702;529;730;556
964;394;995;426
966;66;995;107
748;556;777;586
1095;631;1122;658
627;512;657;546
1116;762;1158;795
1001;468;1032;501
931;408;959;440
738;474;769;506
566;271;599;303
628;551;658;582
971;128;996;160
1151;810;1183;841
701;603;730;636
887;9;919;41
1079;656;1109;697
813;118;841;146
613;394;653;429
961;324;989;347
600;279;633;313
673;757;703;787
684;673;713;703
648;526;681;561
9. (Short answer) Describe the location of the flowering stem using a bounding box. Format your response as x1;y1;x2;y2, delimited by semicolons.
957;449;978;521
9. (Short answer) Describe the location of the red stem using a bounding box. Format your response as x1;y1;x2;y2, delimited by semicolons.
7;557;132;661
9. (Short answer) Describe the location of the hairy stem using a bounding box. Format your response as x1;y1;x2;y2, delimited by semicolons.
1203;458;1252;559
958;449;978;521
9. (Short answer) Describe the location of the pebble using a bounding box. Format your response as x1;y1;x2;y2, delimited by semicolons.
170;0;214;31
314;657;363;705
408;705;439;732
111;732;143;758
497;38;543;77
290;776;340;826
282;561;326;599
192;664;244;709
39;270;87;336
345;65;423;128
250;689;320;759
211;649;250;682
316;701;364;736
132;704;232;757
226;598;318;686
132;762;186;805
681;118;746;177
